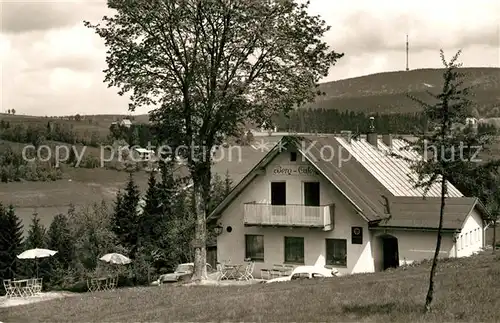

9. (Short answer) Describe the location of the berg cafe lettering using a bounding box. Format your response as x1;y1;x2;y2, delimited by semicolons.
272;165;318;176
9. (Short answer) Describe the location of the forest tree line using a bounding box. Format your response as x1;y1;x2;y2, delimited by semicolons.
0;162;232;293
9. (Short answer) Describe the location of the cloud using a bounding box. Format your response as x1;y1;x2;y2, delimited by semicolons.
0;0;108;34
315;0;500;55
0;0;499;116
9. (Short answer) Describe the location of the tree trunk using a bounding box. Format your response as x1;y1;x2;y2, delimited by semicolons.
424;177;447;313
492;220;497;254
191;183;207;281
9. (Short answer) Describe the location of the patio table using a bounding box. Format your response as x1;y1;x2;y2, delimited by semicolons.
10;279;35;297
222;264;245;280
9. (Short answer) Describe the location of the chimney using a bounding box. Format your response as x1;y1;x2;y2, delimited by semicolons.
340;130;352;143
382;134;392;148
367;116;378;147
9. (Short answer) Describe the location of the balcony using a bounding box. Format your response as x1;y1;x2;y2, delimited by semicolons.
243;203;334;231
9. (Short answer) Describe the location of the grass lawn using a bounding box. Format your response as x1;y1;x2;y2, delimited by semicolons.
2;252;500;322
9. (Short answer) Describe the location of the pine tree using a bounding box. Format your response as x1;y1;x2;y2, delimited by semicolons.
138;171;162;246
47;213;75;269
143;171;161;217
157;160;176;215
111;173;140;258
0;204;24;281
23;211;47;277
111;190;126;242
25;211;47;249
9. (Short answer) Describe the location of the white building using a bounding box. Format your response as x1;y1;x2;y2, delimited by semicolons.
208;133;489;277
133;147;155;161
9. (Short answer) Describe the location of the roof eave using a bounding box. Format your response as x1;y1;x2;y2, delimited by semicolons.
369;225;460;232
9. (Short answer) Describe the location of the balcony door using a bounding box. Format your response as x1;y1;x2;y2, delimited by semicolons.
271;182;286;216
304;182;320;218
304;182;320;206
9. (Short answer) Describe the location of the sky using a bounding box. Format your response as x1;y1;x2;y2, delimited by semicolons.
0;0;499;116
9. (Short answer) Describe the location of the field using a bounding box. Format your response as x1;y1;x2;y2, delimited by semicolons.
0;139;280;234
1;252;500;322
0;113;150;140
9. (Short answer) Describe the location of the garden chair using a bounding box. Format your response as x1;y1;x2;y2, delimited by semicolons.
3;279;14;298
32;278;43;294
239;262;255;281
270;264;285;278
217;263;227;281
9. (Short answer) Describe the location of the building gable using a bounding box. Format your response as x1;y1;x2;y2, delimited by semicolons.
207;137;375;222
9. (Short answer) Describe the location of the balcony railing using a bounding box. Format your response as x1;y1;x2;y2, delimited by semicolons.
243;203;334;231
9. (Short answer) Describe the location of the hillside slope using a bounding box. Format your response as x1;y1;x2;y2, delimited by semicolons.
308;68;500;115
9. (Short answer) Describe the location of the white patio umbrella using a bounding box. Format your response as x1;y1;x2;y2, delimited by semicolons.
17;248;58;277
99;253;132;265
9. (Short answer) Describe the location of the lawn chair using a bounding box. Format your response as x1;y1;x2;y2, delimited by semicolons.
32;278;42;294
282;265;295;276
239;262;255;281
103;276;117;291
270;264;285;278
3;279;14;298
217;263;228;281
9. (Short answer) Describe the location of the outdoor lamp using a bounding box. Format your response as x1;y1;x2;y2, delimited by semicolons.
214;224;223;236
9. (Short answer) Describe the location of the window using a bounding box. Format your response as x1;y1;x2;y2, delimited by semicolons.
465;233;468;247
326;239;347;267
470;231;472;245
290;152;297;162
460;235;463;249
291;273;308;280
245;235;264;262
284;237;304;264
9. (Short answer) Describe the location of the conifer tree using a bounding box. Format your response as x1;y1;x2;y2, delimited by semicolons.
111;173;140;258
24;211;48;277
25;211;47;249
143;170;161;218
47;213;75;270
137;171;161;248
0;204;24;280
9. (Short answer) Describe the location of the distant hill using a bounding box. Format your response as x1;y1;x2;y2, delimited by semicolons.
308;68;500;115
1;68;499;129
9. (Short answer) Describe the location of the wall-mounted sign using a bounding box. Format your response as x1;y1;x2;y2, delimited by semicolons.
351;226;363;244
272;165;318;176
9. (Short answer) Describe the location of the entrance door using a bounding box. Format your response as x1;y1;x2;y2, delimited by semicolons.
271;182;286;216
382;236;399;270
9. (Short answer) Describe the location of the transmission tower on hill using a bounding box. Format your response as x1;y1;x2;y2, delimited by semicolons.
406;34;409;71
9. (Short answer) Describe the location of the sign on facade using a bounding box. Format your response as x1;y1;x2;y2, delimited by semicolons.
271;165;318;176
